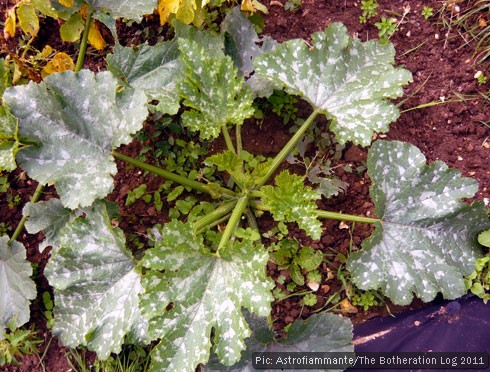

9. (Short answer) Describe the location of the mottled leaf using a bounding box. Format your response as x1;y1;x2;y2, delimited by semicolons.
3;70;147;209
174;20;223;55
23;199;80;252
0;106;19;172
45;202;148;359
261;170;322;240
205;312;353;371
178;38;254;141
221;6;277;97
254;23;412;145
85;0;157;21
107;41;181;115
0;236;36;340
140;220;274;371
347;140;490;305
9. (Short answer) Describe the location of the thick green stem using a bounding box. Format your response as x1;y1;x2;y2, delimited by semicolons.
221;125;236;154
112;151;235;198
10;183;44;243
193;200;238;232
75;10;93;73
236;124;243;157
251;201;380;224
257;109;320;188
217;195;249;252
316;210;380;224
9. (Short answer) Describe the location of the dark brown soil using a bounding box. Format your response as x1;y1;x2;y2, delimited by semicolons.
1;0;489;370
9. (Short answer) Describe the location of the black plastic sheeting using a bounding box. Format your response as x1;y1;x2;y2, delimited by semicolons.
349;294;490;372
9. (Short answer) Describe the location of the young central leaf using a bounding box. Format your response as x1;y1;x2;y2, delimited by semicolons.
254;23;412;146
261;170;322;240
107;41;182;115
0;236;36;338
44;202;148;359
3;70;147;209
178;38;254;141
139;220;274;371
347;140;490;305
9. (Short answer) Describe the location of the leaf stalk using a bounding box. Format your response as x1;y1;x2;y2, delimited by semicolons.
75;10;93;73
112;151;235;198
257;109;320;187
10;182;44;244
217;195;249;252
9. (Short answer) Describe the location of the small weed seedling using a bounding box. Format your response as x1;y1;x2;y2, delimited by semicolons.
375;16;398;43
421;6;434;20
359;0;379;24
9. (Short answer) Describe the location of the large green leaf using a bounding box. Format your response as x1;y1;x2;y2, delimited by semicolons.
261;170;322;240
254;23;412;146
140;220;274;371
85;0;157;21
221;7;277;97
347;140;490;305
23;199;81;252
0;106;19;172
44;202;148;359
205;312;353;371
3;70;147;209
178;38;254;141
107;41;182;115
0;236;36;339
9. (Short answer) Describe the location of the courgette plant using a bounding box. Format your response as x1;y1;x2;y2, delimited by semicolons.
0;5;489;371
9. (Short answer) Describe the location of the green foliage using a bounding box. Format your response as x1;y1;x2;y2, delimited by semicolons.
266;89;299;124
44;202;148;359
347;140;490;305
269;238;323;286
465;255;490;303
359;0;378;24
254;22;412;146
204;312;353;370
178;38;254;141
261;171;322;239
3;10;490;372
351;289;380;311
3;70;148;209
421;6;434;20
284;0;302;12
0;237;36;336
375;16;398;43
139;220;274;370
0;175;10;193
0;320;41;366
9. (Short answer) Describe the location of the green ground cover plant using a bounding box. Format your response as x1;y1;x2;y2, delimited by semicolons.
0;3;489;371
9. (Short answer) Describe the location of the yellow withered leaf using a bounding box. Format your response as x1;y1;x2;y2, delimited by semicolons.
17;3;40;37
175;0;196;24
158;0;180;25
88;22;107;51
4;8;17;39
59;0;74;7
42;52;75;78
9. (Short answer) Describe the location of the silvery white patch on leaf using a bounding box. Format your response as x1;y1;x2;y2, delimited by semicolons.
0;236;36;340
107;41;182;115
347;140;490;305
3;70;147;209
140;220;274;371
254;23;412;145
45;202;148;359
